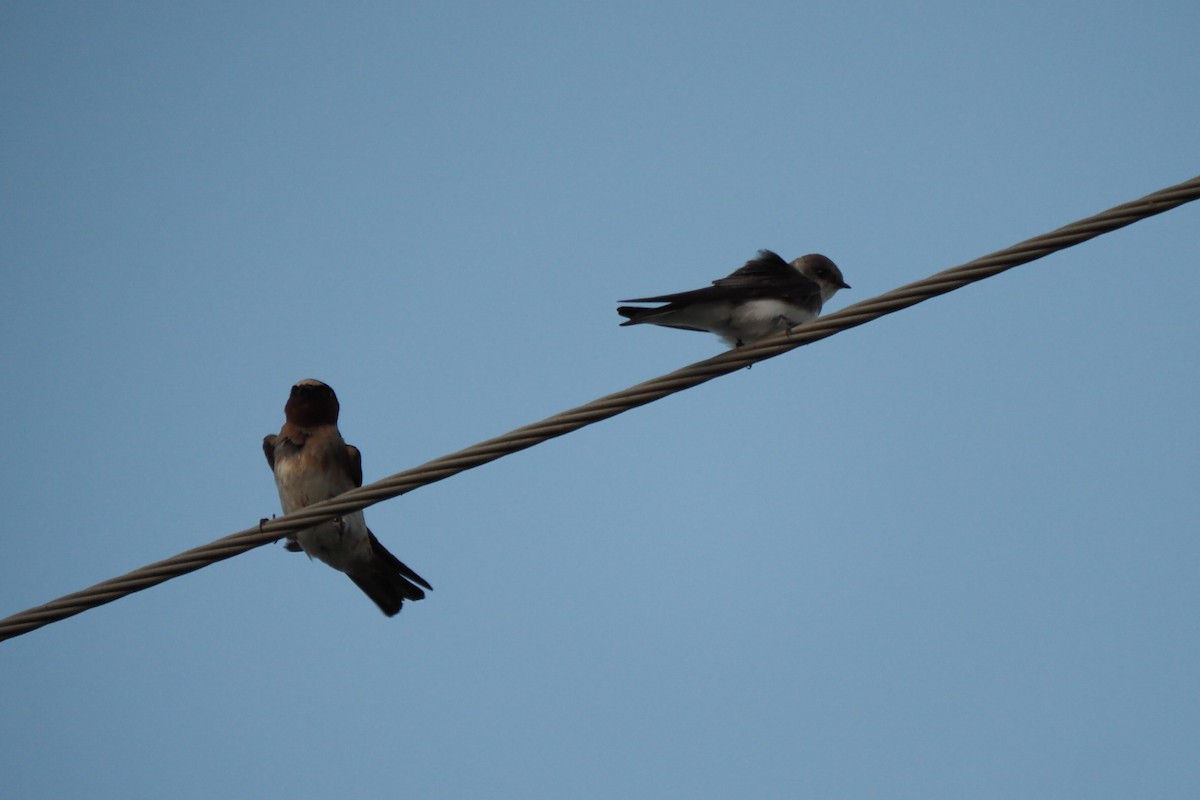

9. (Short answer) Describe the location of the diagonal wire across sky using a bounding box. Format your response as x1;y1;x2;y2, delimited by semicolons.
2;173;1198;643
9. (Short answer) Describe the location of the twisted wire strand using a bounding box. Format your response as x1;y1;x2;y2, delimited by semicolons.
3;175;1198;642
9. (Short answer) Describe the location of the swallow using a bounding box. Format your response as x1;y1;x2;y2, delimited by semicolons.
263;379;431;616
618;250;850;347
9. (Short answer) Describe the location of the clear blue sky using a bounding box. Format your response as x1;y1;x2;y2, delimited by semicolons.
2;2;1198;798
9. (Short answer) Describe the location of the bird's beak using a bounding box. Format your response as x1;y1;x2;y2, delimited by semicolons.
839;280;851;289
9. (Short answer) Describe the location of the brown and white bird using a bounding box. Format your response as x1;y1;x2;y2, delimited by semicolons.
263;379;430;616
618;250;850;347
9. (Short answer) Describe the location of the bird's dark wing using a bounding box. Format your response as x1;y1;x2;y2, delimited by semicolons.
709;249;792;288
616;305;713;329
718;250;823;306
621;250;816;305
262;434;277;471
346;444;363;488
620;284;734;305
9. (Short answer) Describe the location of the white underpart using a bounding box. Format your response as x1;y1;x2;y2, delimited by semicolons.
293;512;372;573
642;295;826;347
273;455;371;573
728;298;816;342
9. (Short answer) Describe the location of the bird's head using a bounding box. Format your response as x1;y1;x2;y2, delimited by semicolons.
793;254;851;303
283;379;340;427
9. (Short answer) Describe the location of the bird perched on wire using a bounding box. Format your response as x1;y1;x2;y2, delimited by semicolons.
263;379;431;616
618;250;850;347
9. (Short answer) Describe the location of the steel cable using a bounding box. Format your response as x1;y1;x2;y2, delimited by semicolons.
2;174;1198;642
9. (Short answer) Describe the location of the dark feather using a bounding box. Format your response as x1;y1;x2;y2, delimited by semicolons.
711;249;795;289
369;530;433;591
617;306;710;331
348;531;433;616
262;434;277;470
345;444;363;487
619;250;819;307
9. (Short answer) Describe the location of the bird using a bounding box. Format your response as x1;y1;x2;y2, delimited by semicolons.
618;250;850;347
263;379;431;616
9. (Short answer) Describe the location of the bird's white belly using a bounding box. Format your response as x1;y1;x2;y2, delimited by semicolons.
273;457;367;571
273;457;343;513
728;299;813;342
294;511;370;572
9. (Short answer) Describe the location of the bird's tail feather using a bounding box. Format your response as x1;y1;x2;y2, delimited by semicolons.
348;531;432;617
618;306;657;326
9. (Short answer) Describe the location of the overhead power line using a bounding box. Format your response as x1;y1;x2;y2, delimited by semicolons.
2;175;1198;643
